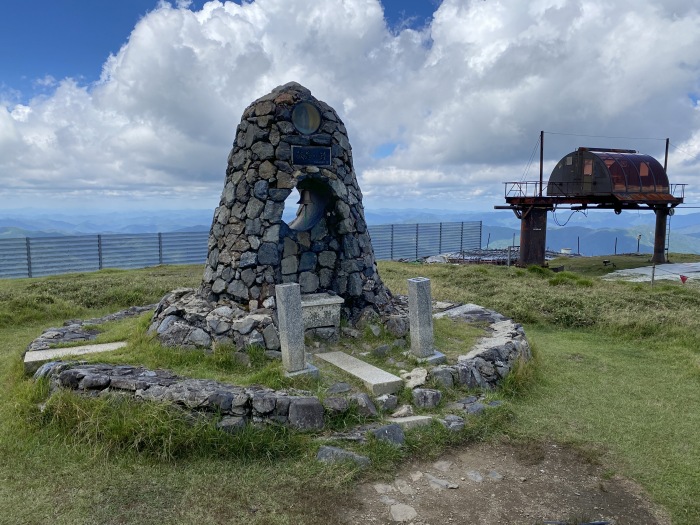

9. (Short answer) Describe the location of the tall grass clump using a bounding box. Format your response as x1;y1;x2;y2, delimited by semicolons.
33;387;307;461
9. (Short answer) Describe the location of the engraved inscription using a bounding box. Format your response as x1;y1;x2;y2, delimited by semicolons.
292;146;332;166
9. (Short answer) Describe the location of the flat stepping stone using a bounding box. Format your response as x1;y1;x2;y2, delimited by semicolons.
24;341;127;374
387;415;434;430
316;351;402;395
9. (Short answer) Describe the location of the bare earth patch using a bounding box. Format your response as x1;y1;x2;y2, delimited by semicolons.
336;441;670;525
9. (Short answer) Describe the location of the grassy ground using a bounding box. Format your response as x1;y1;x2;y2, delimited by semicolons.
547;252;700;277
1;258;699;523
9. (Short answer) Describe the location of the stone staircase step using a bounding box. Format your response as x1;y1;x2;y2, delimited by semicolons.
316;351;403;395
24;341;128;374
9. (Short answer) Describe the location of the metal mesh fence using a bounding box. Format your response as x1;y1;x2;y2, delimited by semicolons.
0;221;481;279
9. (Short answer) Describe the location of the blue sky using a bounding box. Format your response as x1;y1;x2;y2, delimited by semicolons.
0;0;699;214
0;0;438;102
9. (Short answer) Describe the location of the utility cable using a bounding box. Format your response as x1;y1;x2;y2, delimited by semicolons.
543;131;666;141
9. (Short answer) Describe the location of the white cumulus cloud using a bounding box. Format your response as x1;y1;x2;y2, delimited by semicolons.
1;0;699;212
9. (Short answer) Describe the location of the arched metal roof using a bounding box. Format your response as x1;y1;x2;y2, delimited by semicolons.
547;147;673;203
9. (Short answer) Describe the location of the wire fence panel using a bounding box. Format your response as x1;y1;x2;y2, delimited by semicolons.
161;232;209;265
0;238;31;278
417;223;441;258
29;236;100;277
391;224;420;260
0;221;482;279
367;222;482;261
101;234;161;270
367;224;392;260
462;221;482;251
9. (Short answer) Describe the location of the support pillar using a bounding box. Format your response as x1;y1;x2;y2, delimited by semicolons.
652;207;669;264
518;207;549;266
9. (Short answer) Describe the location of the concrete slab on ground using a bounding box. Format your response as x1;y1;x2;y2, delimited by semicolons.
316;351;403;395
24;341;128;374
387;415;434;430
602;262;700;283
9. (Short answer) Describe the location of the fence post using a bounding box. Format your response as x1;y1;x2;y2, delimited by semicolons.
390;224;394;261
25;238;32;278
98;235;103;270
460;222;464;254
415;223;419;261
158;233;163;265
439;222;443;254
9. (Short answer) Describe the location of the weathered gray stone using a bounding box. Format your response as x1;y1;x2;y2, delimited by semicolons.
288;397;324;430
323;397;349;414
374;394;398;412
252;393;276;414
262;324;280;350
440;414;465;432
187;328;212;347
257;242;279;265
239;251;257;268
253;180;269;199
217;416;247;434
281;255;298;275
425;473;459;490
430;366;455;389
316;445;370;467
373;344;391;357
412;388;442;409
251;141;274;160
298;252;317;272
351;392;378;417
369;423;405;445
299;272;319;293
79;374;111;390
386;315;409;337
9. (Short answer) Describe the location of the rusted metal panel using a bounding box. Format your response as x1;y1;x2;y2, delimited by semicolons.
518;207;548;266
652;208;668;264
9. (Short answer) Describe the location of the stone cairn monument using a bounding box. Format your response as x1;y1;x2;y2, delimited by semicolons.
149;82;401;352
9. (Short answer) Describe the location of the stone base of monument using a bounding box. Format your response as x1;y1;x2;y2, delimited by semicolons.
301;293;344;342
284;363;320;379
302;293;344;327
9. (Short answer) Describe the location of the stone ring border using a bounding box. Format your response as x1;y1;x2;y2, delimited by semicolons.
24;303;532;431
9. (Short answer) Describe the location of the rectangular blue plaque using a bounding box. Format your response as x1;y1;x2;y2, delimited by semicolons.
291;146;332;166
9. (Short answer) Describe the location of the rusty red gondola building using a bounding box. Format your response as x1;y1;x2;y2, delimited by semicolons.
497;133;686;266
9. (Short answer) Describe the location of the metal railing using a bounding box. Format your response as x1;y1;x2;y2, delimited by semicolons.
505;180;687;199
0;221;482;279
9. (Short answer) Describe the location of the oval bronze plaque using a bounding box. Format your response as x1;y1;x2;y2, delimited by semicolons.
291;101;321;135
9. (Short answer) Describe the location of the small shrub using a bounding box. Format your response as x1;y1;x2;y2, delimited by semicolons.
527;265;552;277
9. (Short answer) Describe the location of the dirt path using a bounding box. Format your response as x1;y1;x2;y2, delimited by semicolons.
336;441;670;525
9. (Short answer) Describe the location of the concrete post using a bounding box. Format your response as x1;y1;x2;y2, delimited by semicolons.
407;277;445;365
275;283;318;378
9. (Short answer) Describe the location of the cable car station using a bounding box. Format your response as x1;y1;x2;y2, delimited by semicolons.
497;133;686;266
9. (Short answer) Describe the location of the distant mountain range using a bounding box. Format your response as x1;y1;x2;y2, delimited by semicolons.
2;207;699;256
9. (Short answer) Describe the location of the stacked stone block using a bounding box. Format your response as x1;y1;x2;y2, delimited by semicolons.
199;81;389;317
149;82;394;350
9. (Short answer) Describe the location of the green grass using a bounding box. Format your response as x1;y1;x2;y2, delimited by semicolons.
380;260;700;523
1;259;699;523
547;252;700;277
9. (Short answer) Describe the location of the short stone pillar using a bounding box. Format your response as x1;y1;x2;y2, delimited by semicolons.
408;277;446;365
275;283;319;378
